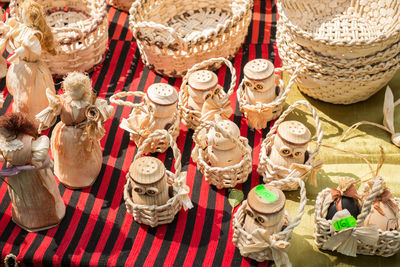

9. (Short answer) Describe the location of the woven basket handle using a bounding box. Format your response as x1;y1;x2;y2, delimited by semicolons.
273;64;304;107
133;21;185;48
134;129;182;179
263;100;323;161
356;176;384;225
110;91;146;109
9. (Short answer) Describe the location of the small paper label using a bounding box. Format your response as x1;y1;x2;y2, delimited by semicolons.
255;185;277;203
333;216;357;231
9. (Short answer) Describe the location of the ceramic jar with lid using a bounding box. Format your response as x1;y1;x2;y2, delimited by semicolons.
127;157;171;206
269;120;312;169
187;70;219;111
243;59;277;105
244;184;286;235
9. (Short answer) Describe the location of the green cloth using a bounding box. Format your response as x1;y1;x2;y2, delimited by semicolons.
281;70;400;266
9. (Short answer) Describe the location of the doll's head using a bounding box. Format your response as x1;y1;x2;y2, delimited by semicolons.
0;112;38;139
21;0;57;55
63;72;93;101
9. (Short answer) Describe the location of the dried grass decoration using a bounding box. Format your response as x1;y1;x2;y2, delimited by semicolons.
192;115;252;189
110;83;180;154
178;57;235;130
258;100;323;191
232;177;307;266
124;129;193;227
10;0;108;77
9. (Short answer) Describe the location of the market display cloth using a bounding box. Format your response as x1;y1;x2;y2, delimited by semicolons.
0;1;400;266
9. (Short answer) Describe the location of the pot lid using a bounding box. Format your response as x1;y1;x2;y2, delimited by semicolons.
277;121;311;145
188;70;218;91
247;184;286;215
129;156;166;185
244;59;274;81
147;83;178;106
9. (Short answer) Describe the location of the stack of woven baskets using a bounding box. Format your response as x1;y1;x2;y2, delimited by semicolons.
277;0;400;104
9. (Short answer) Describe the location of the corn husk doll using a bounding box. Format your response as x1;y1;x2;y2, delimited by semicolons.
0;0;56;123
36;72;114;189
0;112;65;232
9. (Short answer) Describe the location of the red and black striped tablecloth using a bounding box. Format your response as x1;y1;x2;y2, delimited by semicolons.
0;1;278;266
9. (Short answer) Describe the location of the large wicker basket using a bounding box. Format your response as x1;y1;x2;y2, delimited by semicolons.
314;176;400;257
258;100;323;191
278;0;400;59
124;130;193;227
192;120;252;189
129;0;253;77
10;0;108;77
179;57;236;130
232;177;306;265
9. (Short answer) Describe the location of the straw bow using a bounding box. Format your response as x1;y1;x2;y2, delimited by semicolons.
174;171;193;211
330;183;361;212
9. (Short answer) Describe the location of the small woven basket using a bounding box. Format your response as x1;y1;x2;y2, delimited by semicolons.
10;0;108;77
124;130;192;227
178;57;236;130
278;0;400;59
314;177;400;257
258;100;323;191
108;0;133;12
232;177;306;264
129;0;253;77
192;120;252;189
110;91;180;154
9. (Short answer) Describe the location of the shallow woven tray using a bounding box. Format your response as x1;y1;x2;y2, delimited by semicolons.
129;0;253;77
10;0;108;77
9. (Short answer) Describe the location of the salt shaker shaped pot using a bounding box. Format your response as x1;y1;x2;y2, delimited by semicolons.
187;70;218;111
243;59;277;105
244;184;286;236
269;121;311;169
128;157;171;206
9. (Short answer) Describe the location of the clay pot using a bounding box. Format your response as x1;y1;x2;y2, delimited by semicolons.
146;83;178;118
326;196;361;220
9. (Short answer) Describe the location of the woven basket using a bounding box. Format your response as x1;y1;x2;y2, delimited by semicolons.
10;0;108;77
192;120;252;189
124;130;193;227
178;57;236;130
129;0;253;77
237;66;302;129
278;0;400;59
258;100;323;191
232;177;306;264
110;91;180;154
314;177;400;257
108;0;133;12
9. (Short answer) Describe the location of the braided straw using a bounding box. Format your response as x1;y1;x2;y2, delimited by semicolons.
110;91;146;109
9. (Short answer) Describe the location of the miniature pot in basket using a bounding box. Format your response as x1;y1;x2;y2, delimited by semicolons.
258;100;323;191
124;129;193;227
129;0;253;77
10;0;108;77
232;177;307;266
110;83;180;154
178;57;235;130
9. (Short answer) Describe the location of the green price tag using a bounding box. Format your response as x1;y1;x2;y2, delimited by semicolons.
333;216;357;231
255;185;277;203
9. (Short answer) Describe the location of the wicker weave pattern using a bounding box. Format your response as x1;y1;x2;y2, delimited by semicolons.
10;0;108;77
258;100;323;191
129;0;253;77
314;177;400;257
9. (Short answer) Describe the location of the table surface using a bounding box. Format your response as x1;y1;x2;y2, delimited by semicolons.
1;1;400;266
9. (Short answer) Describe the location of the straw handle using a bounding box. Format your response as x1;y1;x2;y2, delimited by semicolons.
356;176;384;225
134;21;184;48
273;64;304;107
110;91;146;109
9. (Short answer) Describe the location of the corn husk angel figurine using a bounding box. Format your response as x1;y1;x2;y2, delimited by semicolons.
0;0;57;123
36;72;114;189
0;112;65;232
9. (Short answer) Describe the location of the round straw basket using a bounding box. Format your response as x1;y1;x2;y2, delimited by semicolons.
258;100;323;191
277;0;400;59
192;120;252;189
124;130;192;227
108;0;133;12
314;177;400;257
110;91;180;154
232;177;306;264
237;65;302;129
10;0;108;77
178;57;236;130
129;0;253;77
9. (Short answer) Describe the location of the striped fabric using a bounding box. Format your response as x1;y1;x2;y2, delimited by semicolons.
0;1;278;266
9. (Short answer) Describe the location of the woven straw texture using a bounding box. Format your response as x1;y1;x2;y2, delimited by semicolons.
129;0;253;77
191;120;252;189
110;91;180;154
124;130;191;227
258;100;323;191
232;177;306;264
10;0;108;77
179;57;236;130
278;0;400;59
314;177;400;257
108;0;133;12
